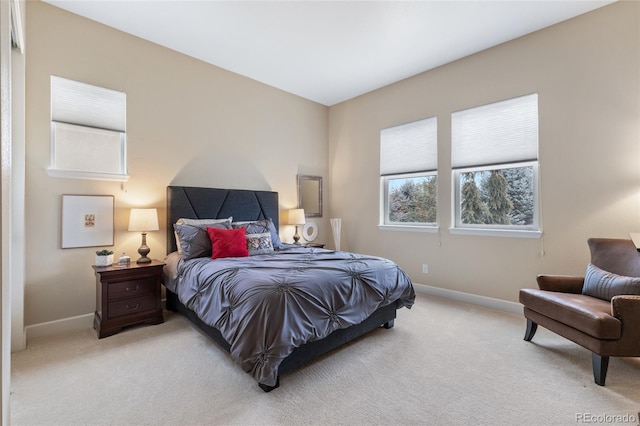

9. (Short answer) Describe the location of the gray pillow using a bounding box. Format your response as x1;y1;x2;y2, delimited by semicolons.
582;263;640;301
174;222;230;260
232;218;283;249
174;217;232;254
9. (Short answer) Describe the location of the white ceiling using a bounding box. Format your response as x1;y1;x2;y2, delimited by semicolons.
43;0;616;106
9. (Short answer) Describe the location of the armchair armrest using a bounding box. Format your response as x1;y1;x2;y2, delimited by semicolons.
536;274;584;293
611;295;640;346
611;295;640;322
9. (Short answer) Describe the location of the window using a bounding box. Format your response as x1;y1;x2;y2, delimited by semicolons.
451;93;540;237
380;117;437;230
48;76;128;181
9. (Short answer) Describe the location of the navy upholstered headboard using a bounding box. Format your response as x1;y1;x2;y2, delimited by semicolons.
166;186;279;254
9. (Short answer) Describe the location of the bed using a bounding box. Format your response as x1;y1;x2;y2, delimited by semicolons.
163;185;415;391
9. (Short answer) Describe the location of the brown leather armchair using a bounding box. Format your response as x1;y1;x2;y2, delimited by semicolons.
519;238;640;385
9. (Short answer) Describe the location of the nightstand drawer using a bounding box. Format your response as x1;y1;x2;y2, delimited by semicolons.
108;278;155;300
108;295;157;319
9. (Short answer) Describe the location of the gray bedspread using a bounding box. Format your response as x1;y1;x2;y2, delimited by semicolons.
165;246;415;387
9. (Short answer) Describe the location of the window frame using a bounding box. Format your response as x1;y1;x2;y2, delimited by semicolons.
47;76;129;182
450;161;541;238
48;122;128;181
379;116;438;232
379;171;439;232
450;93;541;238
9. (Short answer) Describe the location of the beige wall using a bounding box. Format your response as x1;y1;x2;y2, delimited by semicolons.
25;1;329;326
328;1;640;302
23;1;640;329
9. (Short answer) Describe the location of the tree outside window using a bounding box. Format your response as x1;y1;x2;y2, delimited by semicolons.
386;174;437;224
458;164;535;228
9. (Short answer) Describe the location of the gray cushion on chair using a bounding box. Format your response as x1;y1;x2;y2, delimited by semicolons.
582;263;640;301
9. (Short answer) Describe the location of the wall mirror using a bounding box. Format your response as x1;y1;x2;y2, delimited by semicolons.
297;175;322;217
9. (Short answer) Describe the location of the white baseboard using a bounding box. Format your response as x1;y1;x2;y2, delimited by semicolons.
22;289;521;344
23;301;168;343
413;283;523;315
11;329;26;353
25;313;94;341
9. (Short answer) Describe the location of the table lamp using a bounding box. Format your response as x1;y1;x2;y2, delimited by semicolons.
128;208;159;263
288;208;306;244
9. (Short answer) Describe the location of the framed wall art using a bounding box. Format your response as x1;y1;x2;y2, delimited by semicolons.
61;194;114;248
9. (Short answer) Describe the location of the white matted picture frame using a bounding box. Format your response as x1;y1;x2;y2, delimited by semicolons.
61;195;114;249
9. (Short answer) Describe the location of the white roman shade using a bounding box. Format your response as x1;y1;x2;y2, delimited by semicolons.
49;76;128;181
451;93;538;169
51;76;126;131
380;116;437;175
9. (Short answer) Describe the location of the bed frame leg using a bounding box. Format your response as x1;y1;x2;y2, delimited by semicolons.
383;319;394;329
259;377;280;393
165;289;179;312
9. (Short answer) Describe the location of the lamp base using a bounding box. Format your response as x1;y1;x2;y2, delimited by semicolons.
136;232;152;263
293;226;301;245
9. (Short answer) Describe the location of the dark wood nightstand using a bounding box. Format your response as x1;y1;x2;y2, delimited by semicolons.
303;242;325;248
93;259;165;338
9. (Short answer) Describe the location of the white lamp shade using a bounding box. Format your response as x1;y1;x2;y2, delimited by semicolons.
288;209;306;225
128;208;159;232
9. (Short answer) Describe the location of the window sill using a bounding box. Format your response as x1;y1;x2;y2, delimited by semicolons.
378;224;439;233
449;227;542;239
46;169;129;182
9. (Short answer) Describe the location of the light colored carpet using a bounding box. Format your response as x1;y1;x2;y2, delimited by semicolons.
10;294;640;426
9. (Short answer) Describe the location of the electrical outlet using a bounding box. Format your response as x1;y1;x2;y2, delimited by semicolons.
422;264;429;274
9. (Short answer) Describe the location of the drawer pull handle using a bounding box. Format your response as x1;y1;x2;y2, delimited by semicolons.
125;285;140;292
126;303;140;310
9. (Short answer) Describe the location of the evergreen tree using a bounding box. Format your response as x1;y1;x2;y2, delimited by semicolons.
461;172;486;224
388;177;437;223
503;167;534;225
483;170;513;224
417;177;437;222
388;180;414;222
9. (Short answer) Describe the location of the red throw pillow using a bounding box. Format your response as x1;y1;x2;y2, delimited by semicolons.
206;227;249;259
